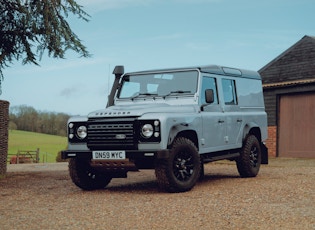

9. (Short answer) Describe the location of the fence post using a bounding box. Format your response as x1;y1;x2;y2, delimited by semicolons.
0;100;10;175
17;150;20;164
36;148;40;163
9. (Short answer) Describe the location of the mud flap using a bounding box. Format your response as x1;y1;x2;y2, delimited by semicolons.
261;143;268;164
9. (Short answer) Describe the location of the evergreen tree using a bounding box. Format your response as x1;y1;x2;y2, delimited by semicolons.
0;0;90;93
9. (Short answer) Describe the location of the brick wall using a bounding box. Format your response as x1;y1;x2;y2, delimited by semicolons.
0;100;9;175
266;126;277;157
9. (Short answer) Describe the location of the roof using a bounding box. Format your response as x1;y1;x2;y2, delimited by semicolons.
263;78;315;89
126;65;261;80
259;35;315;73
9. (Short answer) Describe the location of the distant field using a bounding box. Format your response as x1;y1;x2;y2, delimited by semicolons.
8;130;67;163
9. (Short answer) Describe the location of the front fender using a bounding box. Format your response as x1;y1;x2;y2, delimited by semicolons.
166;117;201;147
168;123;190;146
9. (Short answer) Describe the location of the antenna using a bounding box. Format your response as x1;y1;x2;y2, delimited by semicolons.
107;64;110;97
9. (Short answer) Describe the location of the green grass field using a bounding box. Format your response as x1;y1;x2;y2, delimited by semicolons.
8;130;67;163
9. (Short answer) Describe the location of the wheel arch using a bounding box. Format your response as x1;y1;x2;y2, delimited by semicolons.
243;122;262;142
242;123;268;164
168;128;199;150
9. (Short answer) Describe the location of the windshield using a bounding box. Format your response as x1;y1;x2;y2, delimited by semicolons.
118;70;198;99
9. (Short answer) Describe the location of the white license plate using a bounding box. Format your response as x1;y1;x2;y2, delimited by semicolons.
92;151;126;160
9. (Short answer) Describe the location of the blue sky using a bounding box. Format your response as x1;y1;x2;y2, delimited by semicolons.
1;0;314;115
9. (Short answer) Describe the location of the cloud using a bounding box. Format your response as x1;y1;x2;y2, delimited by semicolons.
76;0;153;12
77;0;221;13
172;0;221;3
60;87;79;98
149;33;184;41
6;57;109;76
184;42;214;51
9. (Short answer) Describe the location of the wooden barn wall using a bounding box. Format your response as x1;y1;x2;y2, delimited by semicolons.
263;89;277;126
263;84;315;126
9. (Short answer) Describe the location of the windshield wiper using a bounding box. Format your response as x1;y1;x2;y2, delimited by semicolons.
131;93;158;100
162;90;191;97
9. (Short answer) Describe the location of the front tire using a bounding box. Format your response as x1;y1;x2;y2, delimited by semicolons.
69;158;112;190
155;137;201;193
236;135;261;177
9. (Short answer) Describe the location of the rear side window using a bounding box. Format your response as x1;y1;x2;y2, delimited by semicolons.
222;79;237;105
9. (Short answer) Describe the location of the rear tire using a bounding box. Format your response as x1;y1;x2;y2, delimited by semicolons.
155;137;201;193
69;158;112;190
236;135;261;177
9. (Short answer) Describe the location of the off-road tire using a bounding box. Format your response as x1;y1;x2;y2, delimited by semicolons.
69;158;112;190
236;135;261;177
155;137;201;193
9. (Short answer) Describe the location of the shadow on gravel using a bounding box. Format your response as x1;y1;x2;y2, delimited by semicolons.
1;164;257;194
202;173;239;181
105;180;159;193
198;173;240;186
98;173;240;194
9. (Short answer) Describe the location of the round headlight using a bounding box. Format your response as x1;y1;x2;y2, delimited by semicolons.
77;126;87;139
141;124;153;138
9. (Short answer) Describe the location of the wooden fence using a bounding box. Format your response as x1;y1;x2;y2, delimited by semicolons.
8;148;40;164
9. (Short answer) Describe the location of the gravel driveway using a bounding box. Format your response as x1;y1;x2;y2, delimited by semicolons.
1;158;314;230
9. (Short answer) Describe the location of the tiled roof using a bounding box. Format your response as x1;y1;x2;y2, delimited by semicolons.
263;78;315;88
259;35;315;74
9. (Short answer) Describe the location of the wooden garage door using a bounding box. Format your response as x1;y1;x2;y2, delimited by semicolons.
278;92;315;158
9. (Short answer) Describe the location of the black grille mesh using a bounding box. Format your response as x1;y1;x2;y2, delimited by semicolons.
87;118;136;150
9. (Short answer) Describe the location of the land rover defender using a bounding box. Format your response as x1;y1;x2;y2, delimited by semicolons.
62;65;268;193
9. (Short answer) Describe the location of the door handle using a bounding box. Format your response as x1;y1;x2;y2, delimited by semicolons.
237;119;243;122
218;119;225;123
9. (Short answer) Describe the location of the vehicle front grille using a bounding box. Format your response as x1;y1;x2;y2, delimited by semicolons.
87;118;137;150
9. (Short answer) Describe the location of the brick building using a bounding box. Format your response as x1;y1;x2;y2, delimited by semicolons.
259;35;315;158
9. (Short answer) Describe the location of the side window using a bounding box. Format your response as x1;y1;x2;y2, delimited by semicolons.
201;76;218;104
222;79;237;105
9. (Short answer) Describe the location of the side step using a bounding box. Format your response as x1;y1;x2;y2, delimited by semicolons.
202;151;240;163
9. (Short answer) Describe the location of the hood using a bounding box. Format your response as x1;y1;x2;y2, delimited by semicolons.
88;103;198;118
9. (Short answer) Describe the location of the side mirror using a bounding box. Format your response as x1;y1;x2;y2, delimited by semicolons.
201;89;214;111
205;89;214;104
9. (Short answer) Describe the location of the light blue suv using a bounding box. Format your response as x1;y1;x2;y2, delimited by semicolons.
62;65;268;193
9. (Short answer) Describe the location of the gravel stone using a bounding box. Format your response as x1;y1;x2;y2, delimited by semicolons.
1;158;314;230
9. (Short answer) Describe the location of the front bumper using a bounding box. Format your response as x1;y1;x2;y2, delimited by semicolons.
61;149;170;160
